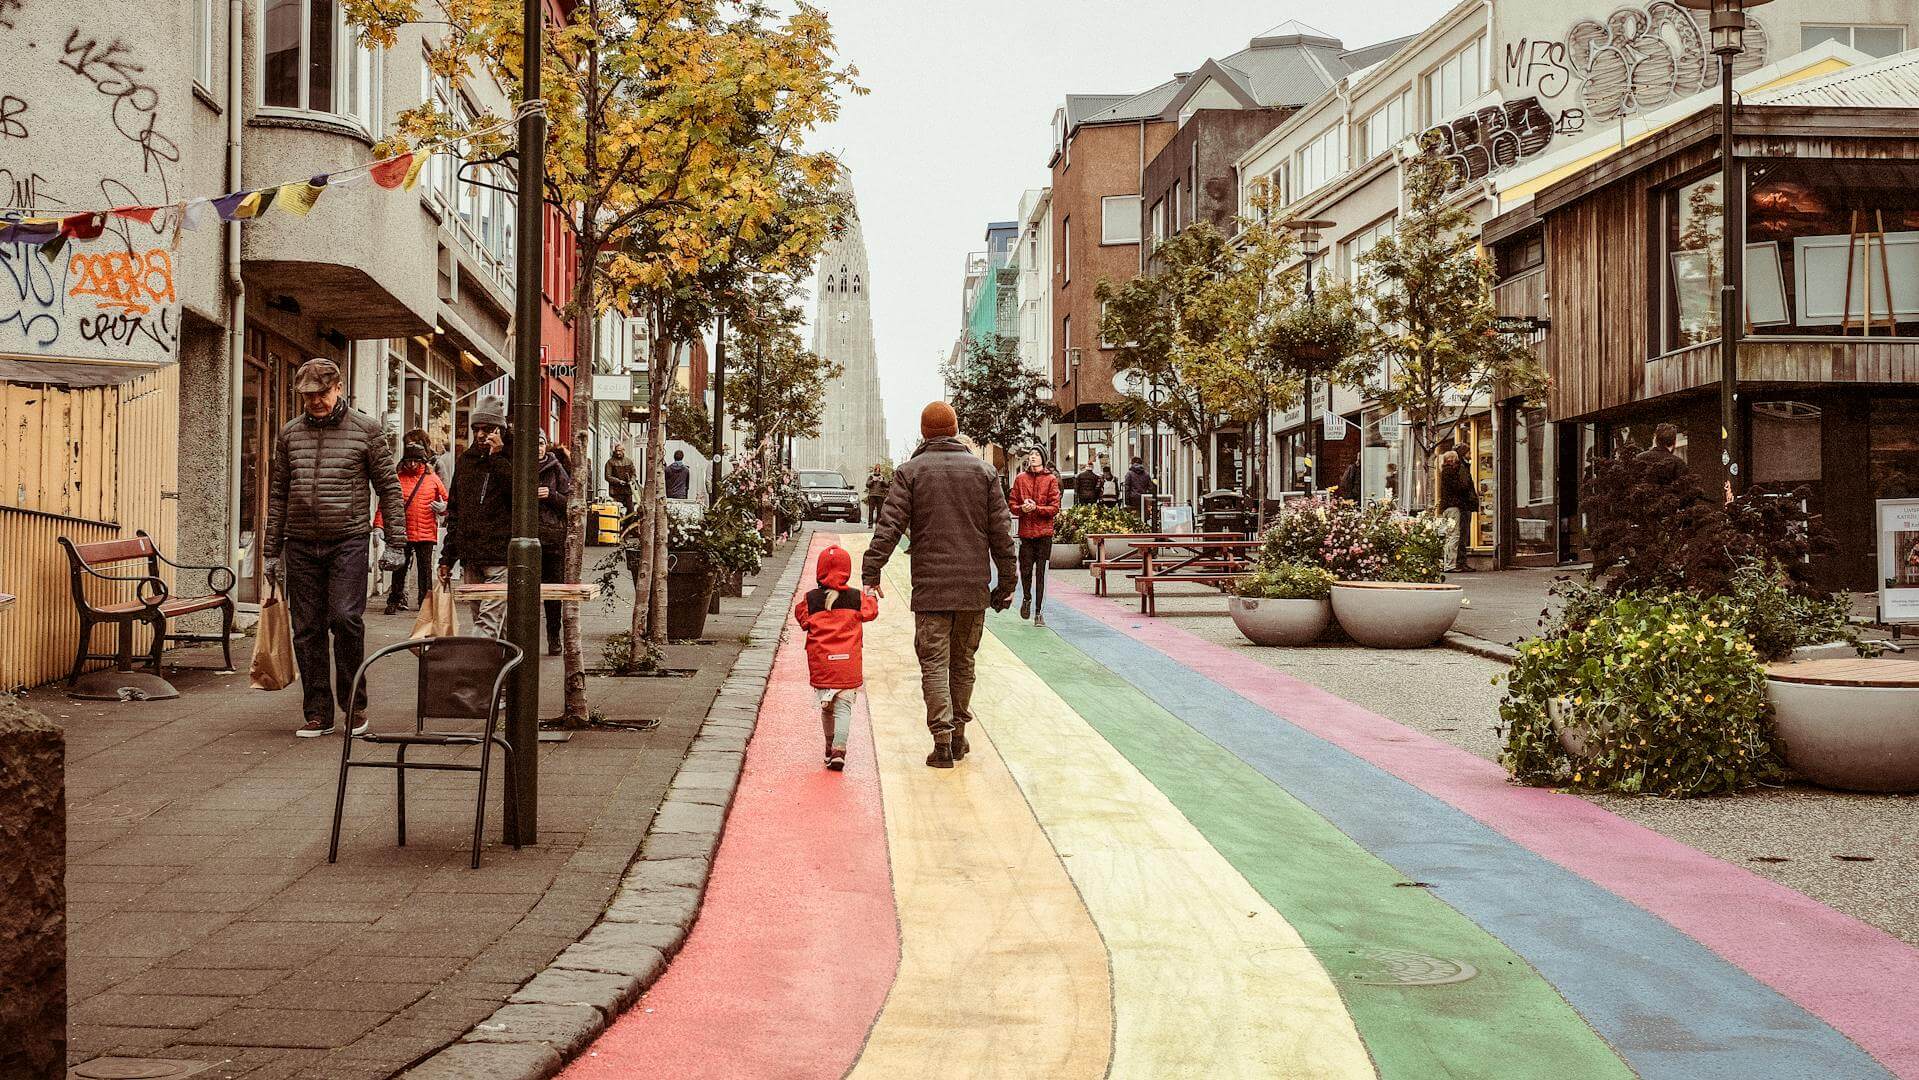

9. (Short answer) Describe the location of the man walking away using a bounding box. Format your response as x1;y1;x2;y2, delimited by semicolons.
605;443;637;513
439;397;515;636
1437;449;1480;573
665;449;691;500
863;401;1017;769
264;358;407;738
1124;460;1157;519
864;465;890;526
1074;461;1100;508
1009;449;1060;626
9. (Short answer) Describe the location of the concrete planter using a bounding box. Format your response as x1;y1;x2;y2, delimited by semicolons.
1228;595;1331;647
1050;543;1086;570
1329;581;1463;649
1095;536;1135;563
1766;677;1919;793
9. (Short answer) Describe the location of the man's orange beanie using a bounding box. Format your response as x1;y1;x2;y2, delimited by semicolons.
921;401;959;439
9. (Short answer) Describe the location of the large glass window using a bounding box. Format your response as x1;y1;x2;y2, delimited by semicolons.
1802;24;1907;58
1359;90;1410;162
1871;398;1919;500
1745;158;1919;338
262;0;378;130
1292;124;1346;199
1665;173;1724;350
1426;36;1484;123
1102;195;1141;244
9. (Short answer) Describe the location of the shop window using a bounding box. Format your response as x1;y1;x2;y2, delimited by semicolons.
1664;173;1724;351
1746;159;1919;337
1871;399;1919;499
262;0;379;131
1750;401;1823;485
1496;230;1544;280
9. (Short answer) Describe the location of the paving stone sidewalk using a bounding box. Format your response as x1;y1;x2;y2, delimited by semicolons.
46;535;802;1080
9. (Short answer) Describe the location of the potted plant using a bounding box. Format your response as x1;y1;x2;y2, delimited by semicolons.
1263;496;1462;648
1049;509;1088;569
1228;562;1333;646
663;495;764;640
1059;503;1145;563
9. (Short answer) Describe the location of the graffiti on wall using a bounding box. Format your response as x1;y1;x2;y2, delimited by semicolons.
1420;97;1567;189
1564;2;1768;123
0;9;180;365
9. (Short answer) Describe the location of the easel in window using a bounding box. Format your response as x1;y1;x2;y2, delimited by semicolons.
1842;210;1897;336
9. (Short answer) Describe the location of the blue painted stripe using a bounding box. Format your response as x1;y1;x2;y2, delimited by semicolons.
1041;602;1890;1080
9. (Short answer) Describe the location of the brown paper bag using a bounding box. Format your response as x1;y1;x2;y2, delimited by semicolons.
248;582;297;691
410;585;459;640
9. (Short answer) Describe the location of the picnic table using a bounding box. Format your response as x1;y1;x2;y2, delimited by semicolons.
1088;532;1244;597
1129;538;1263;616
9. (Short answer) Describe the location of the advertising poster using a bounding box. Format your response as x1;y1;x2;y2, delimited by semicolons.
1878;499;1919;622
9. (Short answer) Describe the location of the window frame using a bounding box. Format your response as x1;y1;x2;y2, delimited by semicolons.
1424;35;1485;124
1062;214;1072;283
1291;123;1347;200
1101;194;1143;245
1801;23;1907;57
194;0;215;92
259;0;381;134
1359;89;1410;163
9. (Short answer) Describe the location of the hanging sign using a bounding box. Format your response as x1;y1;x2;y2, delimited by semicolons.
1377;411;1403;445
1322;410;1349;441
1878;499;1919;622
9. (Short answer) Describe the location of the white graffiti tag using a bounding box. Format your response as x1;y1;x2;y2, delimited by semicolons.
1565;2;1768;123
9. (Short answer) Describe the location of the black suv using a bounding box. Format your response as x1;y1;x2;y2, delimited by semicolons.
798;470;861;522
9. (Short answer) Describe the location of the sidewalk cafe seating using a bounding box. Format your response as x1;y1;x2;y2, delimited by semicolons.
329;636;524;869
1088;532;1241;597
1128;537;1262;616
57;529;236;685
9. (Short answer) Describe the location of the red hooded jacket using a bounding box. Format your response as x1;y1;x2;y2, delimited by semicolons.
792;544;879;689
1008;468;1061;540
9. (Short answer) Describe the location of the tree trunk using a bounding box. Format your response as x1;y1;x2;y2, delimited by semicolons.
646;340;674;644
561;262;596;722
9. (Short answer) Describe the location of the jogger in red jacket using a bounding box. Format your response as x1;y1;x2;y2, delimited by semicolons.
792;544;879;770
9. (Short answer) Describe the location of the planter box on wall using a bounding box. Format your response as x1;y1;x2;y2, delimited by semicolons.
1329;581;1463;649
1228;595;1331;647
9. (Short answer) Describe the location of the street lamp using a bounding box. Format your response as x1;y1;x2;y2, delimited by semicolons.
1678;0;1771;500
1148;375;1163;528
1283;218;1335;497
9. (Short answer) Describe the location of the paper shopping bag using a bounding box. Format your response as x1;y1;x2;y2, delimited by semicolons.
248;582;297;691
410;585;459;640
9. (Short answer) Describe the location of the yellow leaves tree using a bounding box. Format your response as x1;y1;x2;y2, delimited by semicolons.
347;0;856;717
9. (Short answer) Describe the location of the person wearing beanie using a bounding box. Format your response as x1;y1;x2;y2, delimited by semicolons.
793;543;880;771
265;357;408;738
438;397;515;637
862;401;1017;769
375;442;449;615
1008;448;1060;626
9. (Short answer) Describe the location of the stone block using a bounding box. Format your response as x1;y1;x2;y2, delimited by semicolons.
637;831;716;863
402;1041;561;1080
465;1003;601;1057
621;858;708;893
507;968;641;1016
647;800;724;836
0;696;64;1079
601;887;698;932
547;935;665;982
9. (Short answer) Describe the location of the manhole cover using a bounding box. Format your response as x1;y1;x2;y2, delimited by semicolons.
1343;948;1478;986
70;1059;211;1080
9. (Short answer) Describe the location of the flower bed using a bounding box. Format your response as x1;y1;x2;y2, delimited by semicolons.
1227;563;1332;647
1259;496;1448;583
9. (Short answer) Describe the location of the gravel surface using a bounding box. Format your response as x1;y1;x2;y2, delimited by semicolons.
1054;573;1919;948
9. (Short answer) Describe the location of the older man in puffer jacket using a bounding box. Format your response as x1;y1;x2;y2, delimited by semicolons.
264;358;407;738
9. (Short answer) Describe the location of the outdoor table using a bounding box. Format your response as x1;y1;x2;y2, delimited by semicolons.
1088;532;1242;596
1129;538;1263;616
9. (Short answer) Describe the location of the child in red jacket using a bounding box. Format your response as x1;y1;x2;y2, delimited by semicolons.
792;544;879;770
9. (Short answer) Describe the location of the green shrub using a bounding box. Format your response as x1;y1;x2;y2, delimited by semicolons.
1499;590;1779;797
1232;562;1333;601
1055;503;1143;545
1258;495;1450;583
1725;560;1862;661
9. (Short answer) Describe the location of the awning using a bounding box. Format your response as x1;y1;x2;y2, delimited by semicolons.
0;357;163;387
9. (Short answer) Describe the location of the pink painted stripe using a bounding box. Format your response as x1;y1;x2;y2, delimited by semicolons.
1055;584;1919;1076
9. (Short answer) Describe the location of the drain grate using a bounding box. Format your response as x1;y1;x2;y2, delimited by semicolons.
1343;947;1478;986
70;1059;211;1080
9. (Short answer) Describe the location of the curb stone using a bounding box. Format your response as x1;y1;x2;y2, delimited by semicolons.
399;530;811;1080
1441;631;1521;664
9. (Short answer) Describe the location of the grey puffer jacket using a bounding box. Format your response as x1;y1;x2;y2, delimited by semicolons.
863;437;1018;612
265;402;406;558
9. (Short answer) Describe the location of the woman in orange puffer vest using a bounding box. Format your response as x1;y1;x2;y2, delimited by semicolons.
793;544;879;770
1007;449;1060;626
378;443;449;614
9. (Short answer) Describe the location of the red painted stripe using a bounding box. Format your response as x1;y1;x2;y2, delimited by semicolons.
1055;585;1919;1076
564;535;899;1080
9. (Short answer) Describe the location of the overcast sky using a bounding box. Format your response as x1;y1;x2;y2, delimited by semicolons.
800;0;1454;460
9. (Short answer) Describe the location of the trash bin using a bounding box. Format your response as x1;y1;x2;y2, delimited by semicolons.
1199;490;1256;537
591;501;625;545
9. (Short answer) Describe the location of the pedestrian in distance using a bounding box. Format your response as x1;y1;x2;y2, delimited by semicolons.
605;443;637;513
378;443;448;615
794;543;880;771
865;464;890;525
1073;461;1101;508
263;358;407;738
439;397;516;637
1337;458;1362;503
665;448;691;500
1436;449;1480;573
1099;463;1120;508
1123;460;1157;518
863;401;1017;769
538;431;575;655
1009;449;1060;626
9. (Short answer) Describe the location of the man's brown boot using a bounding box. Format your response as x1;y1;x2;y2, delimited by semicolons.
951;725;969;762
925;742;955;769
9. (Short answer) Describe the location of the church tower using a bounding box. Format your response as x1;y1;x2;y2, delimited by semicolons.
796;175;889;483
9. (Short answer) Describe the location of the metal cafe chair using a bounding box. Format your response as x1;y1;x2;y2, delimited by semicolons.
328;636;524;869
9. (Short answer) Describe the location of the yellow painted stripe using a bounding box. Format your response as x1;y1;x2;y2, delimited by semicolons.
849;541;1113;1079
972;619;1377;1079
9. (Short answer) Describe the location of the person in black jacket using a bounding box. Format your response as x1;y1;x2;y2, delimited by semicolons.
665;449;691;500
1123;461;1157;515
538;432;574;654
266;358;407;738
439;397;515;637
1436;449;1480;572
1073;462;1101;507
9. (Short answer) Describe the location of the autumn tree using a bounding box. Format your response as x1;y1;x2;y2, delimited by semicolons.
1353;150;1547;467
729;298;843;448
941;337;1056;459
351;0;855;715
667;388;711;456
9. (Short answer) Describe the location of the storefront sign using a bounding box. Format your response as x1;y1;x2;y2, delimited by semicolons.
1322;411;1349;441
1377;412;1403;445
1878;499;1919;622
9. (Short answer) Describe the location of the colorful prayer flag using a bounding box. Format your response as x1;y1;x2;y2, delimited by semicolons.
401;154;428;192
111;205;162;225
275;176;327;217
181;199;218;231
60;212;107;240
370;153;415;189
234;188;277;219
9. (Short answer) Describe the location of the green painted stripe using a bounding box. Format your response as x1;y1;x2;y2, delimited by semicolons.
993;618;1636;1080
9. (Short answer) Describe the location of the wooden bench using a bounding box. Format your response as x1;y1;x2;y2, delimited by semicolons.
1129;539;1262;616
1087;532;1242;596
58;530;236;685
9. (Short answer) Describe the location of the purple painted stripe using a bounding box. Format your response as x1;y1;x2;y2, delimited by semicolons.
1054;586;1919;1076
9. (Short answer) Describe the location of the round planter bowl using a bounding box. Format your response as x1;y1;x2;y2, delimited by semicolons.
1096;536;1135;562
1228;595;1330;647
1329;581;1464;649
1766;678;1919;793
1050;542;1085;570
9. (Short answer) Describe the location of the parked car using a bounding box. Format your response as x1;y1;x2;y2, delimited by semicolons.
798;470;861;522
